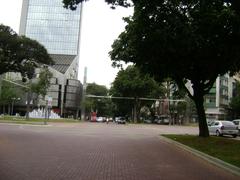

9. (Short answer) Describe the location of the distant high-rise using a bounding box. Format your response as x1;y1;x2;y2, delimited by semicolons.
18;0;83;117
20;0;82;77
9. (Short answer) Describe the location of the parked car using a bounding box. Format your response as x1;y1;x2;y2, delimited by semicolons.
208;120;238;138
96;117;104;122
108;117;113;122
115;117;126;124
143;119;152;124
232;119;240;135
160;115;170;124
154;115;170;124
207;119;216;126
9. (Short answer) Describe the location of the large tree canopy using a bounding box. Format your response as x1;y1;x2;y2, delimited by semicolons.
110;65;164;121
63;0;240;136
109;0;240;136
0;24;53;80
62;0;240;10
85;83;112;117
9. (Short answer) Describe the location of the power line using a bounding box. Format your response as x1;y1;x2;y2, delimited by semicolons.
85;94;185;102
2;79;30;89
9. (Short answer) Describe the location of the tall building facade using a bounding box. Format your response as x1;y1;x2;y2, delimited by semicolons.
205;74;236;120
18;0;83;117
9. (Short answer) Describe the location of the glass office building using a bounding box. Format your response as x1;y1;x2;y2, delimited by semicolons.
24;0;80;55
20;0;82;76
19;0;83;117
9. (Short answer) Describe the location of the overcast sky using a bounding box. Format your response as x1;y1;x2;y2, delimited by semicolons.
0;0;133;88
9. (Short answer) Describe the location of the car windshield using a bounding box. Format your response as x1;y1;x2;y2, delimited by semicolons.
233;121;240;125
209;121;215;126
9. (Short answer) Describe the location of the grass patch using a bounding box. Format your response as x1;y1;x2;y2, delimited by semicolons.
0;115;80;124
163;134;240;168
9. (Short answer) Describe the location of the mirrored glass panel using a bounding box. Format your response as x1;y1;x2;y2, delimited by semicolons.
26;0;81;55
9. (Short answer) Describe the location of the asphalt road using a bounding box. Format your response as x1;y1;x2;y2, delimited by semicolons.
0;122;238;180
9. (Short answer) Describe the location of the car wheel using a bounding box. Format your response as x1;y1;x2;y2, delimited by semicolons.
232;134;237;138
216;130;221;137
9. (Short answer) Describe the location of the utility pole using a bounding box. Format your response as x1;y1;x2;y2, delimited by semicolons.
81;67;87;121
0;75;2;105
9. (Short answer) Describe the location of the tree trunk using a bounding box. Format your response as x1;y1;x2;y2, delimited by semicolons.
3;105;5;114
8;104;10;115
133;98;137;123
136;99;141;123
193;95;209;137
26;91;31;120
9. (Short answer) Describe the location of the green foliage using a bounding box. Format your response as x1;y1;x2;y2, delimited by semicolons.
85;83;112;116
0;81;21;105
31;68;53;97
63;0;240;135
87;83;108;96
62;0;131;10
164;134;240;168
109;0;240;136
111;0;240;83
0;24;53;80
230;81;240;118
0;116;79;124
110;65;164;118
111;65;163;98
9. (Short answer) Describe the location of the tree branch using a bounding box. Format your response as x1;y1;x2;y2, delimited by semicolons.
175;78;194;100
203;78;217;94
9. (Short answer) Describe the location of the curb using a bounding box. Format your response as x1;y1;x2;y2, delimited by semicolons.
0;122;52;127
160;135;240;177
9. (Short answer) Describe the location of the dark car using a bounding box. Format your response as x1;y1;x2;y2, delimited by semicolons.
154;115;170;124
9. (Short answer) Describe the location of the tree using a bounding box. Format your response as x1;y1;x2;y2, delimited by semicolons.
63;0;132;10
230;81;240;118
110;65;164;122
31;67;53;99
23;67;53;119
0;24;53;80
63;1;240;136
109;0;240;137
63;0;240;9
85;83;112;117
0;81;21;114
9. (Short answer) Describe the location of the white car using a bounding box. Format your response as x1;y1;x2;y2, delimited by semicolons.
208;120;238;138
232;119;240;135
96;117;104;122
115;117;126;124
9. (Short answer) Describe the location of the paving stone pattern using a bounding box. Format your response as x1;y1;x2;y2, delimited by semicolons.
0;123;238;180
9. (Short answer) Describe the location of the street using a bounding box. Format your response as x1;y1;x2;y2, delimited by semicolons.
0;122;238;180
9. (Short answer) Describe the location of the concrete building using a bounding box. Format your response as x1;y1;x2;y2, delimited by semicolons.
205;74;236;120
9;0;83;118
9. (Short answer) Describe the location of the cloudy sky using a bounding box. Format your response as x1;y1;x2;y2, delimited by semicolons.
0;0;133;88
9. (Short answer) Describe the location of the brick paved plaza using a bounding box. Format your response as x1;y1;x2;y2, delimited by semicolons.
0;123;238;180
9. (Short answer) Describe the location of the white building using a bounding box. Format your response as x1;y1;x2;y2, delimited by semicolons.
205;74;236;120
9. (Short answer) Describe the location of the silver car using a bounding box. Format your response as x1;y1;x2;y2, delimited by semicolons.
208;120;238;138
232;119;240;135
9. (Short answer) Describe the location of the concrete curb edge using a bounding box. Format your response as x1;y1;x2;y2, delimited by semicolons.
0;122;52;127
160;135;240;177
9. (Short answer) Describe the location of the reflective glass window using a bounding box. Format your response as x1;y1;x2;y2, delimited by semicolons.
26;0;81;55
